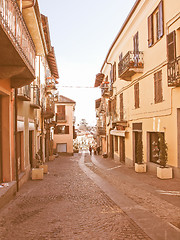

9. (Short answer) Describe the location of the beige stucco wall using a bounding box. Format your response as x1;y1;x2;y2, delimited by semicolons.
53;103;75;154
100;0;180;175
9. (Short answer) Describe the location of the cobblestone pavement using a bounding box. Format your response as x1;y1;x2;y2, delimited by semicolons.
0;153;151;240
85;154;180;230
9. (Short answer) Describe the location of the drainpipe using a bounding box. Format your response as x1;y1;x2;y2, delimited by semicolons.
14;88;19;192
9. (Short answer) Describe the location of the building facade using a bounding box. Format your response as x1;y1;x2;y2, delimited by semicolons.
0;0;59;190
95;0;180;177
53;95;76;155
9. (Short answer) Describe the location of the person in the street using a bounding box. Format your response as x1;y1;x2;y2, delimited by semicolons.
93;145;97;155
97;146;100;155
89;145;92;155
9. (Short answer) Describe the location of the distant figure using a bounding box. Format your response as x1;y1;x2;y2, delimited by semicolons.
93;146;97;155
97;146;100;155
89;145;92;155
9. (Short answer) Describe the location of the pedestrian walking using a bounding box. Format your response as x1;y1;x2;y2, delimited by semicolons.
97;146;100;155
89;145;92;155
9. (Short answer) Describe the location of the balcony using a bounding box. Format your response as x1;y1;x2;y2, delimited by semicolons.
17;85;31;101
30;85;40;109
118;51;144;81
167;56;180;87
45;77;58;93
101;82;112;98
43;96;55;119
0;0;35;87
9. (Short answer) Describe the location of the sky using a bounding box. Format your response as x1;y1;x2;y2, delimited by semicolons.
38;0;136;126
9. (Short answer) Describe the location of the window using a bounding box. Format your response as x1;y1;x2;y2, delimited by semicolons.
120;93;123;121
154;70;163;103
148;0;164;47
56;105;65;120
54;125;69;134
134;82;139;108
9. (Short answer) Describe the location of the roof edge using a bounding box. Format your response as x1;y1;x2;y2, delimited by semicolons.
100;0;141;72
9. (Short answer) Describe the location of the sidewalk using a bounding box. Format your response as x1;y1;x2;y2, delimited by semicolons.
83;153;180;230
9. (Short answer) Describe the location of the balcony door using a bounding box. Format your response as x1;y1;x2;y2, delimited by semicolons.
133;32;139;67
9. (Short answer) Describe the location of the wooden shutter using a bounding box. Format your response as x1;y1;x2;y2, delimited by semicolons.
167;31;176;62
65;126;69;134
154;71;162;103
148;14;153;47
120;93;123;121
57;105;65;120
134;83;139;109
113;62;116;82
158;0;164;39
108;100;111;115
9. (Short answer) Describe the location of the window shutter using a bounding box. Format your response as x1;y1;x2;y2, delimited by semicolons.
120;94;123;120
108;100;111;114
113;62;116;82
65;126;69;134
158;0;164;39
57;105;65;120
148;14;153;47
134;83;139;109
167;31;176;62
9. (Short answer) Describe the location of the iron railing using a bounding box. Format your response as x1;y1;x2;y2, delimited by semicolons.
0;0;35;73
118;51;144;77
167;56;180;87
17;84;31;99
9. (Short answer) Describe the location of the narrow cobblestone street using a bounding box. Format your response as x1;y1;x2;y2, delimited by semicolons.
0;153;180;240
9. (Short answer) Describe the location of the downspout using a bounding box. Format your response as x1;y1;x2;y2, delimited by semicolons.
14;88;19;192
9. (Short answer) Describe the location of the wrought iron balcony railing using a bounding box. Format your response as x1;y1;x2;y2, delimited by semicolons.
118;51;144;80
0;0;35;74
167;56;180;87
101;82;112;98
17;84;31;101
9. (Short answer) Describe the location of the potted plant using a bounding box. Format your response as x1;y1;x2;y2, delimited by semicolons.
135;133;146;172
157;133;172;179
32;150;47;180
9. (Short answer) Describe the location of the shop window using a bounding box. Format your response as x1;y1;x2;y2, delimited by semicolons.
148;0;164;47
